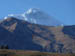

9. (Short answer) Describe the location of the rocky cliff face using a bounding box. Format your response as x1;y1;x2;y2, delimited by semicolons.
0;17;75;53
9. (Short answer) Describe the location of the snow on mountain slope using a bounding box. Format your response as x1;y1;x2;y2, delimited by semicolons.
4;8;63;26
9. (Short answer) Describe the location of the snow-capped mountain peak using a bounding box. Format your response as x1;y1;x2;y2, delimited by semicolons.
25;8;63;26
3;8;64;26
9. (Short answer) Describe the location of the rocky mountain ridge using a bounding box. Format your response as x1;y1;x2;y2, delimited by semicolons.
0;17;75;53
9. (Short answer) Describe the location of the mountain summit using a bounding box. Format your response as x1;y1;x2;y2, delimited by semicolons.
4;8;63;26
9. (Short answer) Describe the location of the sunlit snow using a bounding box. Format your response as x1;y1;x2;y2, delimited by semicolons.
4;16;8;19
3;8;64;26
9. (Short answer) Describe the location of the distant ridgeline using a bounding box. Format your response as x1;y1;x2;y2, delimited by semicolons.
0;17;75;53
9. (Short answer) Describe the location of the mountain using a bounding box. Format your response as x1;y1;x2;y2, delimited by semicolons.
0;17;75;53
4;8;63;26
25;8;63;26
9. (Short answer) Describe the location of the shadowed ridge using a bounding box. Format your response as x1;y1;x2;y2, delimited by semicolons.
62;25;75;39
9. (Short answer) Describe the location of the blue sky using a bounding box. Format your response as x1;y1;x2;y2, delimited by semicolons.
0;0;74;25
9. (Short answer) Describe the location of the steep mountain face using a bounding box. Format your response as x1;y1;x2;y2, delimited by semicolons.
4;8;63;26
0;17;75;53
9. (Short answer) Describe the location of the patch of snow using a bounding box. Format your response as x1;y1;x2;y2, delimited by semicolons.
26;8;32;14
26;8;40;14
4;16;8;19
